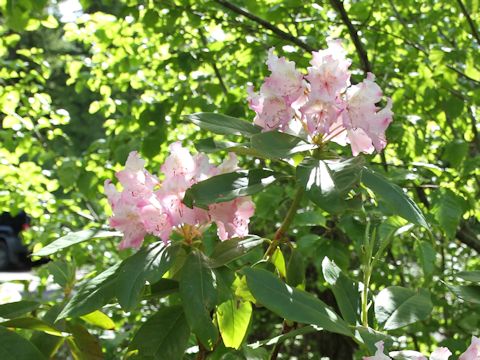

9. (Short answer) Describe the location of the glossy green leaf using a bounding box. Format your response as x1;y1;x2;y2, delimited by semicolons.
183;169;277;209
149;279;179;298
374;286;433;330
67;323;103;360
115;242;177;310
0;318;64;337
48;260;76;288
58;263;121;319
447;284;480;304
185;112;262;136
297;157;363;213
209;236;266;268
250;131;317;159
271;248;286;278
81;310;115;330
179;251;218;349
30;304;65;358
0;301;39;319
456;271;480;282
286;248;305;287
362;168;429;229
415;241;436;279
0;326;47;360
129;305;190;359
322;257;358;324
33;230;121;256
432;189;467;239
217;299;252;349
243;268;352;336
195;138;263;157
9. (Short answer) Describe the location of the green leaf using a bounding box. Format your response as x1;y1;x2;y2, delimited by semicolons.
432;189;467;239
217;299;252;349
243;268;352;336
286;248;305;287
447;284;480;304
33;230;121;256
58;263;121;319
0;326;47;360
129;306;190;359
321;257;358;325
354;326;393;354
374;286;433;330
297;157;363;213
185;113;262;136
30;304;65;358
48;260;76;288
271;248;286;278
456;271;480;282
0;318;64;337
179;251;218;349
209;236;266;268
415;241;436;279
149;279;179;298
67;323;103;360
115;242;177;310
195;138;263;157
250;131;317;159
0;301;39;319
183;170;276;209
250;325;319;348
361;168;429;229
81;311;115;330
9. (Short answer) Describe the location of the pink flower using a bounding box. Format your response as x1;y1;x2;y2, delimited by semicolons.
105;189;147;250
105;147;256;249
343;73;393;153
249;44;394;156
363;341;391;360
430;347;452;360
307;39;351;102
247;48;306;132
115;151;158;198
209;197;255;240
263;48;306;103
459;336;480;360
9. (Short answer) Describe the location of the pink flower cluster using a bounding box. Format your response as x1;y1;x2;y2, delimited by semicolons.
364;337;480;360
104;143;255;249
247;40;393;156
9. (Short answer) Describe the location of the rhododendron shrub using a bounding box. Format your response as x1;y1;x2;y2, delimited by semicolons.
27;42;478;360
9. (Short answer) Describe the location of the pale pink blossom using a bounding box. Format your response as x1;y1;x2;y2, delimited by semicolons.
105;147;255;249
307;40;351;102
247;48;306;131
343;73;393;153
263;48;306;103
430;347;452;360
248;86;296;131
459;336;480;360
115;151;158;198
209;197;255;240
249;43;394;156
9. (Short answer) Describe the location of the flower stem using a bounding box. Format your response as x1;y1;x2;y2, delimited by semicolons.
264;186;304;258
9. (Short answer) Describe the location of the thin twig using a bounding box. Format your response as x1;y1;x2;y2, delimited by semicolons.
212;0;316;52
455;0;480;46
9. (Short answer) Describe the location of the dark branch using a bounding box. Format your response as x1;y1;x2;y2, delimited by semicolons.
212;0;316;52
455;0;480;46
329;0;372;74
198;28;229;95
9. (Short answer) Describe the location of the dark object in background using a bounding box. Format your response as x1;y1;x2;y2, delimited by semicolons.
0;211;50;271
